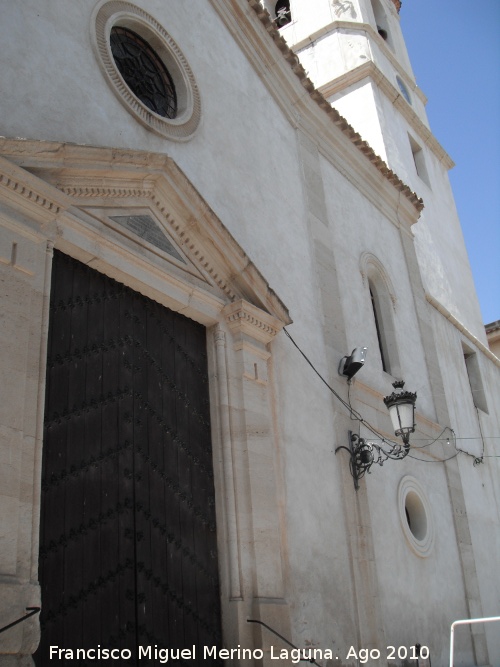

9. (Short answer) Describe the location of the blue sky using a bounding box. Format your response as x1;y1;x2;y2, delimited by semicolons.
400;0;500;325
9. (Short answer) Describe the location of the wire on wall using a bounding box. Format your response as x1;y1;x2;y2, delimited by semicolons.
283;328;494;466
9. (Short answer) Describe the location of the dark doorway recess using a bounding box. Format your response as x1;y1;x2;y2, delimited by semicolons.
35;251;222;665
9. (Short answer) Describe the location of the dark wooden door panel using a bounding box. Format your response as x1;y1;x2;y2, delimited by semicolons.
35;251;221;665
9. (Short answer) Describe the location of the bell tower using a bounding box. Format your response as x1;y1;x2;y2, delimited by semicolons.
273;0;428;165
271;0;486;341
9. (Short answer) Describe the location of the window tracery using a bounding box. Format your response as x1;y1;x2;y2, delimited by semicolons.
110;27;177;119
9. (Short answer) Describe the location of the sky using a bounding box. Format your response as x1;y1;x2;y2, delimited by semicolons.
400;0;500;325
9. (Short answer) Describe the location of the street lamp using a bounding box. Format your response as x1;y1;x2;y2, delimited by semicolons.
383;380;417;447
336;380;417;489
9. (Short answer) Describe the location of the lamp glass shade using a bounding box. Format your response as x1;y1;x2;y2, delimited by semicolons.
388;401;415;435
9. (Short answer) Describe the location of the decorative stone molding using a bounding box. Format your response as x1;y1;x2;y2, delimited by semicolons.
0;166;66;221
0;142;292;665
398;476;434;558
213;325;243;600
0;239;35;276
0;175;60;214
426;292;500;367
60;185;151;200
91;0;201;140
223;300;284;345
149;195;240;302
234;340;271;385
319;61;453;170
0;139;292;327
59;182;241;303
359;251;398;310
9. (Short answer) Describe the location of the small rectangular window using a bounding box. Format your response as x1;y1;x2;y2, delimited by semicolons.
409;134;430;187
462;343;488;413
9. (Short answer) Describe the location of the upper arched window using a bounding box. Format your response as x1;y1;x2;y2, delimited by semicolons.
275;0;291;27
361;254;401;377
370;0;393;49
369;280;390;373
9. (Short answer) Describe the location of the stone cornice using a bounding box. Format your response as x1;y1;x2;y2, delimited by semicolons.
223;300;284;345
211;0;423;214
56;179;242;303
0;139;292;326
319;62;454;169
291;19;426;106
486;327;500;348
0;154;70;222
426;293;500;367
485;320;500;348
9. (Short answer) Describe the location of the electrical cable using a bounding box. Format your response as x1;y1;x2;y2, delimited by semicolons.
394;436;500;441
407;452;459;463
284;328;351;411
283;327;493;466
407;426;453;449
473;405;486;464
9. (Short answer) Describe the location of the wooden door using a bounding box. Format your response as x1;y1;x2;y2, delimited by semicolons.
35;251;221;665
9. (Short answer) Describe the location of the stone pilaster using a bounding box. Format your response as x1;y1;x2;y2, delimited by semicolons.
222;300;292;665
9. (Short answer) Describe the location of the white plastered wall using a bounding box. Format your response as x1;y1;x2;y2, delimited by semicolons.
1;0;499;665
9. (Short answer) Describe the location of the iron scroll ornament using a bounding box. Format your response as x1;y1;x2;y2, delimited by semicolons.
335;381;417;489
336;432;411;489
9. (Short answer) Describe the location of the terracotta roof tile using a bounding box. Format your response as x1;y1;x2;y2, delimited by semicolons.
247;1;423;212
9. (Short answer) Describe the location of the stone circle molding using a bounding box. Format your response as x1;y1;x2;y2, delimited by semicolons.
398;475;434;558
91;0;201;140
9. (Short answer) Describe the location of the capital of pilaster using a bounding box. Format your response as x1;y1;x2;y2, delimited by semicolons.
223;299;284;346
214;323;226;346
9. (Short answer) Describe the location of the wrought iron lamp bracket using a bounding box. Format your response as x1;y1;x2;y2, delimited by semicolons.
335;380;416;489
335;431;410;490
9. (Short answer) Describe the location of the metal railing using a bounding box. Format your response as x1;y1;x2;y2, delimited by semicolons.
449;615;500;667
247;618;322;665
0;607;40;635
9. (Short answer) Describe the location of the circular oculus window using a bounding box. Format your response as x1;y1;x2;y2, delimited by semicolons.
398;476;434;558
92;1;201;140
110;26;177;119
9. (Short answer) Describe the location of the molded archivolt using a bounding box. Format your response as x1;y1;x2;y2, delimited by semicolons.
360;252;401;376
360;252;397;309
91;0;201;140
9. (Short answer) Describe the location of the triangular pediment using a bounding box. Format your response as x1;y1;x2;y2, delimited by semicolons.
108;214;186;264
83;205;209;285
0;139;291;326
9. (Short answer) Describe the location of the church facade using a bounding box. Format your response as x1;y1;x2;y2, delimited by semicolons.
0;1;498;665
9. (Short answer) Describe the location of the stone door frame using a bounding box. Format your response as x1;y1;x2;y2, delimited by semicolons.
0;140;292;665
